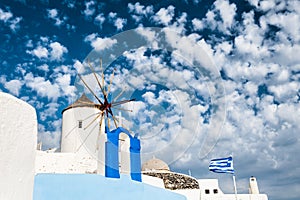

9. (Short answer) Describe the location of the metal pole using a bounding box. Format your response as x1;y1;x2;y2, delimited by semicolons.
233;175;238;200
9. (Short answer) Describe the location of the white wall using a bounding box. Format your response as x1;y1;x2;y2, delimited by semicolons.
61;107;100;156
0;92;37;200
35;151;97;174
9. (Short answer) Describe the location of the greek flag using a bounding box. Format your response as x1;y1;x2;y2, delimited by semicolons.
209;156;234;174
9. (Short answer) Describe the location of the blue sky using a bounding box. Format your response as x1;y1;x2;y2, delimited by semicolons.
1;0;300;199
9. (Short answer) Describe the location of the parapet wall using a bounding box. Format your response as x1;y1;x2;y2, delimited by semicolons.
0;92;37;200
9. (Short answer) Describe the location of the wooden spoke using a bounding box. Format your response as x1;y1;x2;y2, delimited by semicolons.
84;112;102;130
111;99;135;107
111;115;132;135
82;111;102;121
107;68;115;95
76;122;98;152
107;108;118;128
100;59;107;97
112;86;127;103
87;60;106;103
96;113;105;150
112;107;133;112
78;73;103;104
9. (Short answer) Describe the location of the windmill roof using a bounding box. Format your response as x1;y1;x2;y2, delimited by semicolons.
62;93;95;113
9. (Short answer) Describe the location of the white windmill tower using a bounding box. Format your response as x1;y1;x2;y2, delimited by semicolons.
60;60;140;180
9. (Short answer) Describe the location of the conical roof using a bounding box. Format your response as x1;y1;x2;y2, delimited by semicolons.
62;93;95;113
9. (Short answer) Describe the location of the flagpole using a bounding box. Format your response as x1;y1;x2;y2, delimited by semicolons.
230;153;237;200
232;175;238;200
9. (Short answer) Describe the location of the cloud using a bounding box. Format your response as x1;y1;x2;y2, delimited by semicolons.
24;73;60;100
193;0;237;34
107;12;127;30
114;18;127;30
192;18;203;31
94;13;105;27
152;5;175;26
26;39;68;61
37;64;49;72
128;2;154;23
49;41;68;61
4;79;23;96
27;45;49;59
55;73;76;97
84;33;117;51
0;8;13;22
47;8;64;26
0;7;22;31
73;59;85;74
38;127;61;150
83;0;96;18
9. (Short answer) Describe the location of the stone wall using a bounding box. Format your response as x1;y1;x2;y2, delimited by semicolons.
143;172;199;190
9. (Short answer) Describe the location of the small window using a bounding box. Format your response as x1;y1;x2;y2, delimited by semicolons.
78;121;83;128
213;189;218;194
205;189;210;194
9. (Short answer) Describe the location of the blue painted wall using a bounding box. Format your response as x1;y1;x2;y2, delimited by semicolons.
33;174;186;200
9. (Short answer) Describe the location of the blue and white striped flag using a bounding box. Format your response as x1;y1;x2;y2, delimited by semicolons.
209;156;234;174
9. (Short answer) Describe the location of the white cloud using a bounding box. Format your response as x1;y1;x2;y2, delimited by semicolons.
269;82;299;103
49;41;68;61
26;40;68;61
152;5;175;26
234;11;269;59
37;64;49;72
47;8;58;19
73;59;85;74
114;18;127;30
128;2;153;23
24;73;60;100
194;0;237;34
9;16;22;31
84;33;117;51
83;0;96;18
27;45;49;59
128;2;153;16
47;8;64;26
4;79;23;96
0;8;22;31
214;0;237;30
107;12;127;30
38;130;61;150
192;18;203;31
55;73;76;97
108;12;117;19
94;13;105;27
0;8;13;22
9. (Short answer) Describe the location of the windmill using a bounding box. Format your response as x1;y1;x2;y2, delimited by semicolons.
75;59;135;151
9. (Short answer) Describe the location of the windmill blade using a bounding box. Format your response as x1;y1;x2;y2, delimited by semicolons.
111;99;136;107
112;86;127;103
83;112;103;130
96;113;105;150
107;108;118;128
107;115;110;129
87;60;106;102
81;111;102;121
111;114;132;135
76;122;98;152
107;68;116;96
78;73;103;104
112;107;133;112
100;59;107;97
